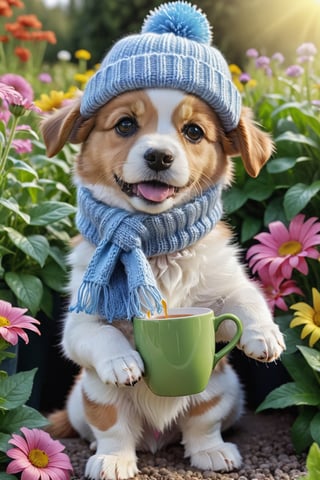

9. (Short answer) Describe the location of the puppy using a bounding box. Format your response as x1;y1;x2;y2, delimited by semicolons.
42;88;285;479
41;2;285;478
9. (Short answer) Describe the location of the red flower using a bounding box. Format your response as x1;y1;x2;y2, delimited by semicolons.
14;46;31;62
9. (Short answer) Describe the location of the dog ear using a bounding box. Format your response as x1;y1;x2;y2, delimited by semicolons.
41;97;96;157
221;107;274;178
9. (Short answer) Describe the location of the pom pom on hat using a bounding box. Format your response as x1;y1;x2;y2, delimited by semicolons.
141;1;212;45
80;1;241;132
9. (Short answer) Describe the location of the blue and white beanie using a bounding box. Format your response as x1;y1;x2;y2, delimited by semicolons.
80;1;241;132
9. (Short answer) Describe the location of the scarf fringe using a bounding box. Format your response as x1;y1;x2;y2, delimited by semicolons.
70;281;164;321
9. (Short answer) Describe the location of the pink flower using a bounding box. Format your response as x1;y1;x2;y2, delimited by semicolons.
247;214;320;280
0;81;23;105
6;427;73;480
0;300;40;345
12;138;33;154
0;73;34;102
257;267;303;313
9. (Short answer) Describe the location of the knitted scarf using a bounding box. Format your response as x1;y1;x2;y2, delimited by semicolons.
70;185;223;321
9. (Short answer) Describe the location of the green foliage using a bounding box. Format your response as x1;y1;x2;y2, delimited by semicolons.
298;443;320;480
0;115;77;318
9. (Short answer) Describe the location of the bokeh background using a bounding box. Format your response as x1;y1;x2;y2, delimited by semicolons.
27;0;320;67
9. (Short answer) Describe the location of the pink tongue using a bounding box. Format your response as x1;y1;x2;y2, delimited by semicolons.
137;182;174;202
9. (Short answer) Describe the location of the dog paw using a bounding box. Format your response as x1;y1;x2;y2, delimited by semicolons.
190;442;242;472
239;324;285;362
96;351;144;386
85;453;138;480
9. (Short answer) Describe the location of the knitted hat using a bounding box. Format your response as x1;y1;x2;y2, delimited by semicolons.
80;1;241;132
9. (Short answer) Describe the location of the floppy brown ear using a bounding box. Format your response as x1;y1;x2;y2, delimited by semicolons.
41;97;96;157
221;107;274;177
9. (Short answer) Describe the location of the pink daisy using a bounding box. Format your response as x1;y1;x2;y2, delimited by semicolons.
0;81;23;105
247;214;320;280
257;267;303;313
0;73;34;102
6;427;73;480
0;300;40;346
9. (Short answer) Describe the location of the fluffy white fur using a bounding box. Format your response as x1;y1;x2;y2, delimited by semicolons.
42;89;285;480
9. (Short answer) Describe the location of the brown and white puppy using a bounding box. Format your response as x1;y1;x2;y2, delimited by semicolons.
42;88;285;480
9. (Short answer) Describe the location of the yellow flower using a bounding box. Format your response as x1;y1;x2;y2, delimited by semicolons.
75;49;91;61
290;288;320;347
35;90;75;112
229;63;242;75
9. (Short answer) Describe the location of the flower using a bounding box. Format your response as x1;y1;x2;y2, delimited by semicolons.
14;45;31;62
75;48;91;60
0;73;33;101
296;42;317;58
6;427;73;480
271;52;285;64
258;267;303;313
35;89;74;111
0;300;40;345
255;55;270;69
285;64;304;78
57;49;71;61
0;80;23;102
246;48;259;58
246;214;320;279
290;288;320;347
38;72;52;84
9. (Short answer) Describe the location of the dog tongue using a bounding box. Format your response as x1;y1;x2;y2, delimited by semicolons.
137;182;174;202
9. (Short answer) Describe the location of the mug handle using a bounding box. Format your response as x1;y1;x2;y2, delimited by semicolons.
212;314;243;367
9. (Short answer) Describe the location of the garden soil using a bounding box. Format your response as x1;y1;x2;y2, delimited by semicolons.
62;410;307;480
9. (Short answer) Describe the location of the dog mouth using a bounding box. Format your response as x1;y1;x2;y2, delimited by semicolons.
114;175;179;203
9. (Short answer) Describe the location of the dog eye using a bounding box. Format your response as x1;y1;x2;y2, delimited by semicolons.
115;117;138;136
182;123;204;143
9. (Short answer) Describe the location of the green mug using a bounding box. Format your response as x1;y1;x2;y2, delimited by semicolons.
133;307;242;397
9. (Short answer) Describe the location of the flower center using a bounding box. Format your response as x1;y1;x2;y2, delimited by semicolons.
28;449;49;468
278;240;302;256
313;312;320;327
0;315;10;327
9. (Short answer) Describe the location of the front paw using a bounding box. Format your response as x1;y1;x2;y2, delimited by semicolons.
239;324;285;362
85;452;138;480
96;350;144;386
190;442;242;472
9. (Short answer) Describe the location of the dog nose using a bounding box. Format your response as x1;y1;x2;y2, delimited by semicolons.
144;148;174;171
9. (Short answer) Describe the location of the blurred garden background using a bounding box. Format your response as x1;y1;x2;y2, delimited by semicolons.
0;0;320;476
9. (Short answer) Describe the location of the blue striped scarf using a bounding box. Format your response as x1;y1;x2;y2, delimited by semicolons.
70;185;223;321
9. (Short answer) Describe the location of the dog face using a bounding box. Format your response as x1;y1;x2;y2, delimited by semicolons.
42;88;273;214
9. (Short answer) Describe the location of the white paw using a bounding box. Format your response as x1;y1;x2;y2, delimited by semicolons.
96;351;144;386
239;324;285;362
85;453;138;480
190;442;242;472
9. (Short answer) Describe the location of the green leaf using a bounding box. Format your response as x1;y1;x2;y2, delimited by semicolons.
8;158;38;179
266;157;297;174
4;273;43;316
310;412;320;445
222;187;248;213
48;245;68;272
256;382;320;412
40;262;67;293
29;201;76;226
243;175;274;201
298;346;320;373
291;408;315;453
275;131;319;149
0;405;48;434
281;351;320;392
305;443;320;480
284;182;320;219
0;198;30;224
0;432;11;453
264;197;287;226
240;216;262;243
4;228;49;268
0;472;17;479
0;369;37;411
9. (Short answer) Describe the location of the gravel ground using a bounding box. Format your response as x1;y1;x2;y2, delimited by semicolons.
62;410;307;480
